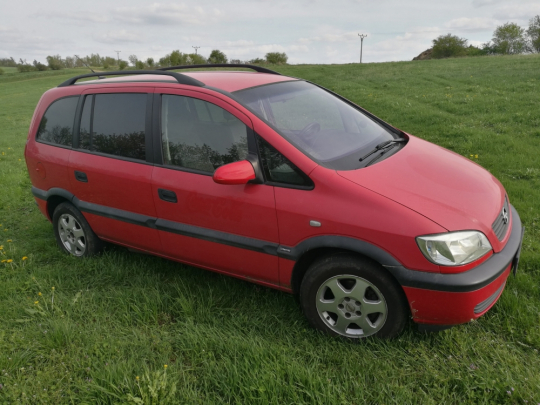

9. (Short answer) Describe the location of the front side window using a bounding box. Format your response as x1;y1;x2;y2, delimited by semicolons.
161;95;249;173
234;81;395;170
79;93;146;161
36;97;78;147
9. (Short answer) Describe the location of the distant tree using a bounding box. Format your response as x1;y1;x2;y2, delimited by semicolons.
128;54;138;66
146;57;155;67
64;56;75;68
0;57;17;67
17;60;34;72
265;52;288;64
102;56;116;68
188;53;207;65
46;55;64;70
248;57;266;64
135;60;145;70
33;60;48;71
119;60;128;70
431;34;468;58
208;49;227;64
464;45;489;56
527;15;540;53
229;59;243;64
491;22;527;54
169;50;187;66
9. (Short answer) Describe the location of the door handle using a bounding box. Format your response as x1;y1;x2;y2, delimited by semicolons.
158;188;177;203
74;171;88;182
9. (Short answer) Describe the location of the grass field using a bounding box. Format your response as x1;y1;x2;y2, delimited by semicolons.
1;56;539;403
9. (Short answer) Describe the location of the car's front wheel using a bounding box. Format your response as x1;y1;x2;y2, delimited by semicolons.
300;254;408;339
52;202;103;257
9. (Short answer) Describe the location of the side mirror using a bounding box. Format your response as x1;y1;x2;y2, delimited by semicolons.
213;160;256;185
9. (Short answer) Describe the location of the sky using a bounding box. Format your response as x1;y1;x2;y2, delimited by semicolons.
1;0;539;65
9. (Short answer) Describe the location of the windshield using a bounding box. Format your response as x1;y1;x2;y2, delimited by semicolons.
234;81;396;170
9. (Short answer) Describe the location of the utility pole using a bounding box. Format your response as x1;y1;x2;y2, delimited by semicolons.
114;50;121;66
192;46;200;54
358;34;367;63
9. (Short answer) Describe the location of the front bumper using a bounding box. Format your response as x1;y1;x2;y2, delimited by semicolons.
387;204;523;326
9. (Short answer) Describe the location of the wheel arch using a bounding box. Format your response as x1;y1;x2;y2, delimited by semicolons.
31;186;76;220
285;236;403;295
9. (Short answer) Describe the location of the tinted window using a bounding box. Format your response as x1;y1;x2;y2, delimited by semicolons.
161;95;249;173
79;93;146;161
257;136;312;187
36;97;78;147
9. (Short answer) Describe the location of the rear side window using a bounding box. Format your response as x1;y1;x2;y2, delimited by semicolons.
36;97;78;147
79;93;147;161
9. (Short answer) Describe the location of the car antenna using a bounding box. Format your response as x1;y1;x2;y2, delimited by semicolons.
74;55;96;73
74;55;105;79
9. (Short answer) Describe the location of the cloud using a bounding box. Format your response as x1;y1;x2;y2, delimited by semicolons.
492;3;540;21
0;25;72;57
93;30;143;44
444;17;497;31
36;10;109;24
471;0;504;8
112;3;223;26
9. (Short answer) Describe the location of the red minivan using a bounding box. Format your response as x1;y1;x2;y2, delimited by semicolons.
25;65;524;339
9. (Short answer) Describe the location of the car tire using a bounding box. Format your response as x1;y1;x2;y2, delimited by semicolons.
300;254;408;339
52;202;103;257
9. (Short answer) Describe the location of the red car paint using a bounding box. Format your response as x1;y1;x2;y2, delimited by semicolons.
25;69;523;331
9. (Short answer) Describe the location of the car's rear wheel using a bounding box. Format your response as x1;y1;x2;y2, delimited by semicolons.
300;254;408;339
52;202;103;257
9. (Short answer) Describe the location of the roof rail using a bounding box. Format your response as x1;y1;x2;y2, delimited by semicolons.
157;64;282;75
57;70;205;87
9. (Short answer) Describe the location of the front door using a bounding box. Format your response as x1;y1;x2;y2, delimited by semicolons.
151;90;280;284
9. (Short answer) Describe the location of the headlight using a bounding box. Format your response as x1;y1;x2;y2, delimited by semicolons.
416;231;492;266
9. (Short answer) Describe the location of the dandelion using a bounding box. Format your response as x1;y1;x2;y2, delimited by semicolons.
7;259;12;263
38;292;42;296
164;364;168;369
34;301;38;305
7;240;12;242
22;257;28;261
1;260;6;263
470;154;473;158
0;246;3;250
52;286;55;290
136;376;140;380
475;154;478;159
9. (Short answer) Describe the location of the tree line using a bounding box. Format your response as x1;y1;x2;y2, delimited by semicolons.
429;15;540;59
0;50;288;74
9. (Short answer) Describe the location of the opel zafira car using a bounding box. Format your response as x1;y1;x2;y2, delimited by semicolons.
25;64;524;338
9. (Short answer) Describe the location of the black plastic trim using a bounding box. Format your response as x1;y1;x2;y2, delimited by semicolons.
145;93;154;164
154;219;278;255
277;236;402;266
387;205;523;293
31;186;278;256
474;282;505;314
157;64;281;76
58;70;205;87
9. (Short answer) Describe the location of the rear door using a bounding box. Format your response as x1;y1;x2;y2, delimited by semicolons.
68;88;161;252
151;89;280;284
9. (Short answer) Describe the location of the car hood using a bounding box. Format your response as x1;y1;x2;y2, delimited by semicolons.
337;135;506;246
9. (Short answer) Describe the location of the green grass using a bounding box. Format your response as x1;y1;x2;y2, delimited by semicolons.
1;56;540;403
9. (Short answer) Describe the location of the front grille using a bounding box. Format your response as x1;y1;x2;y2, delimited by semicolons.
492;197;510;241
474;282;505;314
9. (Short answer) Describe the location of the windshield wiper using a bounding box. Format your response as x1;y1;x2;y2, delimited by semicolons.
359;138;407;162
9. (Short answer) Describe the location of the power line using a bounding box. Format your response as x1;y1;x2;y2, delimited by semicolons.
114;50;121;65
192;46;200;54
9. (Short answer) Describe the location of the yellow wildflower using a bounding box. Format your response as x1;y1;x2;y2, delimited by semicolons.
22;257;28;261
470;154;473;158
0;246;3;250
1;260;6;263
7;259;13;263
52;286;55;290
7;239;12;242
164;365;168;369
136;376;140;380
34;301;38;305
475;154;478;159
38;292;42;296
